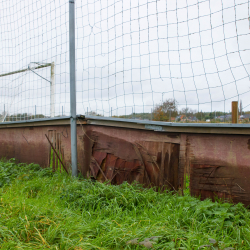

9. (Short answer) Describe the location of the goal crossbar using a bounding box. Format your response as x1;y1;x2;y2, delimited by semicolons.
0;63;52;78
0;62;55;118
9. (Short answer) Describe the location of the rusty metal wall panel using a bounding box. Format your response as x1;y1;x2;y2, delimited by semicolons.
190;164;250;206
1;119;250;205
0;123;180;190
185;134;250;205
0;125;73;168
80;126;180;189
186;134;250;169
0;126;50;166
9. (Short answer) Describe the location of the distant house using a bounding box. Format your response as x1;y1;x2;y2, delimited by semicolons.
175;115;186;122
188;116;198;122
240;114;250;120
218;115;232;121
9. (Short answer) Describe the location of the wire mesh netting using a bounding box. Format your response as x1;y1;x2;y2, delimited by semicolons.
1;0;250;121
0;0;70;121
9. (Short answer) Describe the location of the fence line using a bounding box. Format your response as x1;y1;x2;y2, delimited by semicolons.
0;0;250;121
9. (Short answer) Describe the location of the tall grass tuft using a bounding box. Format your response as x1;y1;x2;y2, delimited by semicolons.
0;159;249;249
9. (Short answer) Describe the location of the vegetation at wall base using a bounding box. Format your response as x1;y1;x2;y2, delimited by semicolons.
0;159;249;249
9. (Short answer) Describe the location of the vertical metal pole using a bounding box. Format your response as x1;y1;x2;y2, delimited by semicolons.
69;0;77;177
111;107;112;117
50;62;55;117
35;105;36;119
62;106;63;116
87;107;88;115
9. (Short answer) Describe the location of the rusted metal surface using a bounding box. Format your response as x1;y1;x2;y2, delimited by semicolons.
83;130;180;189
1;117;250;205
190;164;250;206
185;134;250;205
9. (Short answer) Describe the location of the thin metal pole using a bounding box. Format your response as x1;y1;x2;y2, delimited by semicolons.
0;63;51;78
35;105;36;119
69;0;77;177
111;107;112;117
62;106;63;116
50;62;55;117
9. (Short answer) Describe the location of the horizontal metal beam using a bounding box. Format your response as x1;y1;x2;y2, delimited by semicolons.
84;115;250;135
1;115;250;135
84;115;250;128
0;116;72;128
0;63;51;78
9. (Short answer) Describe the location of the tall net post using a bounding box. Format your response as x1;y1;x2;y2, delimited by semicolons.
69;0;78;177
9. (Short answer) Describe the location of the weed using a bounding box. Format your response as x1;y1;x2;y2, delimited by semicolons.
0;159;249;249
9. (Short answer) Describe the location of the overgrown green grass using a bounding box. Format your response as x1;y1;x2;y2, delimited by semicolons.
0;159;250;249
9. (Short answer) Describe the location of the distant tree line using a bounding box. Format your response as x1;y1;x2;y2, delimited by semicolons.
1;99;248;123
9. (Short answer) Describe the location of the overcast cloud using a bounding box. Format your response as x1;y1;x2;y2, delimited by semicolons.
0;0;250;118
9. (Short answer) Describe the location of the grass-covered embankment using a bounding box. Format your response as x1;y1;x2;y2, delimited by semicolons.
0;159;249;249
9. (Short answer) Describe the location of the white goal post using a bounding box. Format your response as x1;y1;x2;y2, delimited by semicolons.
0;62;55;121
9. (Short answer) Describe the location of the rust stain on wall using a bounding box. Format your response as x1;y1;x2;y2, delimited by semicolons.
247;139;250;150
190;163;250;206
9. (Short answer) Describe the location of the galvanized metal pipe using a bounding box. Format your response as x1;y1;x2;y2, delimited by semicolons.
0;63;51;78
69;0;78;177
50;62;55;117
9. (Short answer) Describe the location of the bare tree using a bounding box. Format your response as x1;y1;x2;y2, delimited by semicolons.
153;99;178;121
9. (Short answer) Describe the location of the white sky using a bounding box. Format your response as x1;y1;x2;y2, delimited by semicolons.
0;0;250;118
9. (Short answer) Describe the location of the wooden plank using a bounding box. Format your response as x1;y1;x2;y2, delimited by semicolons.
48;130;52;168
52;130;56;171
45;134;68;174
56;132;59;171
232;101;238;124
171;143;180;190
92;156;108;182
57;133;62;172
